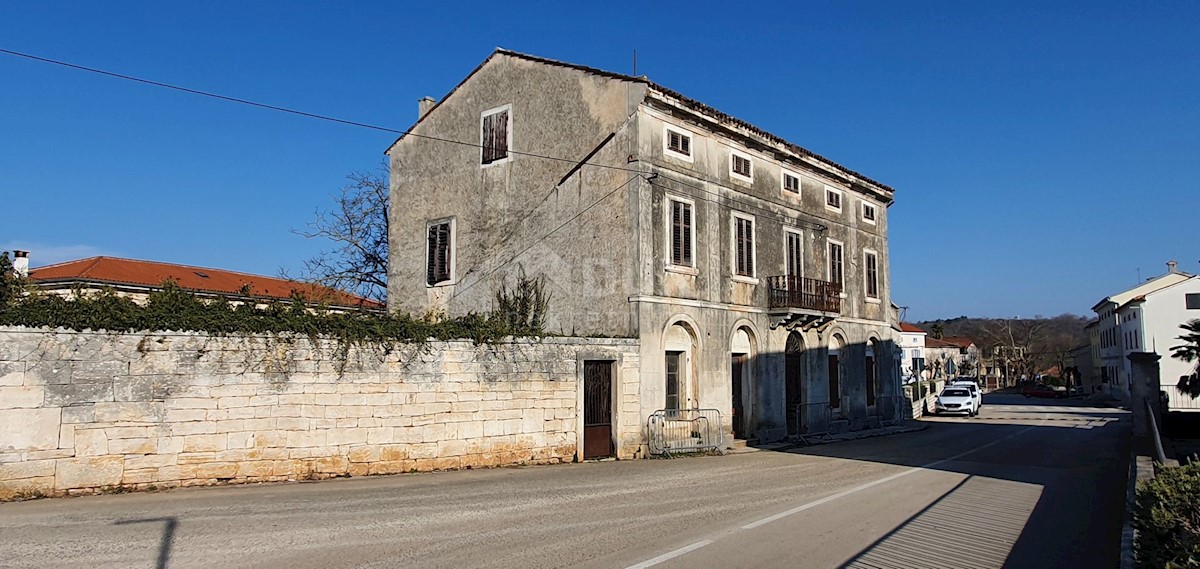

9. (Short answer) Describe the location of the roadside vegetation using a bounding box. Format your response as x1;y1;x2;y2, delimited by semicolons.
1134;460;1200;568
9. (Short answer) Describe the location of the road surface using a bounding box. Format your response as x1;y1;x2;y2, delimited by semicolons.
0;394;1129;569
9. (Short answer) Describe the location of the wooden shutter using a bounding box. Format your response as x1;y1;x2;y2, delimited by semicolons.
680;133;690;155
482;110;508;164
787;232;802;277
735;217;753;276
427;222;451;285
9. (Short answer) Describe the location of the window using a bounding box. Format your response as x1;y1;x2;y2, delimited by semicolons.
665;351;683;410
825;187;842;212
668;197;694;268
782;170;801;195
481;105;511;165
730;151;753;181
864;250;879;299
733;213;755;279
785;230;803;277
1187;293;1200;309
862;202;877;224
426;219;454;285
664;127;692;160
828;240;844;287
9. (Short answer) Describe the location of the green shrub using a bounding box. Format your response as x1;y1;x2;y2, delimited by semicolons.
1135;460;1200;568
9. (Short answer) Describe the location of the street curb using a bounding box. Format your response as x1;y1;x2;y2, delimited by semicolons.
750;421;930;453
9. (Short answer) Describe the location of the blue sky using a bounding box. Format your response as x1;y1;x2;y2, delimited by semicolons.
1;1;1196;321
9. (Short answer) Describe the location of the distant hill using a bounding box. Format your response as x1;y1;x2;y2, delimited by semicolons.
914;314;1092;365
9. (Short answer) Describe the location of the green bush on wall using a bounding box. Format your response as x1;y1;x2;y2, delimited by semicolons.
1134;460;1200;568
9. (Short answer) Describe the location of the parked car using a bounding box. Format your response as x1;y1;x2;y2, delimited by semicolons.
949;380;983;410
1022;384;1065;399
935;387;979;416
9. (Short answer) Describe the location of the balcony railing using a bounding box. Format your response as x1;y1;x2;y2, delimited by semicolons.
767;275;842;313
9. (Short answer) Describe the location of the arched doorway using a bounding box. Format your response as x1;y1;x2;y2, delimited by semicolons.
730;327;755;440
785;331;805;436
828;334;845;416
865;340;878;408
663;321;698;412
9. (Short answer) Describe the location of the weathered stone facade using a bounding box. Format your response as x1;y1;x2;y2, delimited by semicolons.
0;327;640;499
387;50;902;444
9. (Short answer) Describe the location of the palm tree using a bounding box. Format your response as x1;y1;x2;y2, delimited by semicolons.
1170;319;1200;398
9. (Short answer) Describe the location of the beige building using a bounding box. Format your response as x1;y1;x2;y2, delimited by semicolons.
387;50;902;447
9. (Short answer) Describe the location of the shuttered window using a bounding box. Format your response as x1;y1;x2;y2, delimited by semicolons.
826;188;842;210
865;250;879;298
667;129;691;156
732;154;752;178
670;199;694;267
828;241;844;286
481;107;510;164
783;172;800;194
426;221;452;285
734;215;754;277
786;231;803;277
863;202;877;222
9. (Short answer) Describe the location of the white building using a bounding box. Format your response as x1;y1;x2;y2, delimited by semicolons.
899;323;926;381
1091;262;1200;411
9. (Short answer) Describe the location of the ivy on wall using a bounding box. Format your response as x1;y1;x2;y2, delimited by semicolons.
0;280;547;345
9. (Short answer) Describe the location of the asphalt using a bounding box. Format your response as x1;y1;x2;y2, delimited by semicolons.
0;394;1130;569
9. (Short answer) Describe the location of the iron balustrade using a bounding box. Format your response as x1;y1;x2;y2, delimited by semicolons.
647;408;723;455
767;276;842;313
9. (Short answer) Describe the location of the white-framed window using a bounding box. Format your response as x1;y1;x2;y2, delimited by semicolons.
730;150;753;183
663;126;694;162
666;195;696;271
426;217;456;286
784;228;803;277
782;169;801;196
731;211;756;281
862;201;877;224
864;249;880;301
827;239;844;288
825;186;843;212
480;104;512;166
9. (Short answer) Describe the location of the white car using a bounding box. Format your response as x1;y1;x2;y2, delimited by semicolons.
935;387;978;417
949;380;983;410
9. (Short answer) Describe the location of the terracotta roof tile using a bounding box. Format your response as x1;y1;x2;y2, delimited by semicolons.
900;323;925;333
29;256;382;309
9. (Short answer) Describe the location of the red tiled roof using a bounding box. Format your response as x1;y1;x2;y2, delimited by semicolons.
28;256;383;309
939;336;975;349
900;323;925;333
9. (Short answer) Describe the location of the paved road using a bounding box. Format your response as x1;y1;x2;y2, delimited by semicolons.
0;394;1129;569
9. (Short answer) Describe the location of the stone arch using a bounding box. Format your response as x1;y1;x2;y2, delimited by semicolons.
828;332;846;414
661;315;701;411
728;321;759;441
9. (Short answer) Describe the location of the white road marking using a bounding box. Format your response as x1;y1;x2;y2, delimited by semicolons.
625;421;1041;568
623;540;713;569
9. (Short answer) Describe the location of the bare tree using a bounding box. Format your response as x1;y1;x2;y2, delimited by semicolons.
292;170;388;303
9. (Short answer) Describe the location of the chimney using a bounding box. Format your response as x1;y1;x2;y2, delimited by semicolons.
1167;260;1178;274
418;97;436;120
12;250;29;278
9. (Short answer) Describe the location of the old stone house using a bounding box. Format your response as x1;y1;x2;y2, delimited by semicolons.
387;50;901;450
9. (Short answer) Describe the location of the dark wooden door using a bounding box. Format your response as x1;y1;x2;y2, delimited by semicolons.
785;334;804;436
731;354;747;439
583;361;614;459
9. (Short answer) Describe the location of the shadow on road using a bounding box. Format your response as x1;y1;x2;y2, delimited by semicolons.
777;395;1131;568
114;517;179;569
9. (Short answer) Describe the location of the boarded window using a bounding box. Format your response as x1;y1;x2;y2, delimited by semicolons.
426;221;452;285
665;351;683;410
481;108;509;164
829;242;844;286
786;231;803;277
735;216;754;277
732;154;752;177
865;251;879;298
670;199;693;267
826;189;841;210
667;129;691;156
784;173;800;194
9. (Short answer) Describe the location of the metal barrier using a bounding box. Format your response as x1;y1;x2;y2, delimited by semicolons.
877;395;907;427
794;402;833;445
647;408;723;455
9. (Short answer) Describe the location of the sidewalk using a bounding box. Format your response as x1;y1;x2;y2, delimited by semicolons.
732;421;929;454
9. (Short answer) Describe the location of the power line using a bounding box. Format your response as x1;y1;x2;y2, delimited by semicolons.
0;47;649;174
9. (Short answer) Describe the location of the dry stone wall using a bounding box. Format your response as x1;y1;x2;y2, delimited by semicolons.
0;327;640;499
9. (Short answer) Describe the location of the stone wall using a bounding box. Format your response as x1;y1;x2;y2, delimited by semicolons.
0;327;640;499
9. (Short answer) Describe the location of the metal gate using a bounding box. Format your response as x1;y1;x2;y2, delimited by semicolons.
583;361;614;459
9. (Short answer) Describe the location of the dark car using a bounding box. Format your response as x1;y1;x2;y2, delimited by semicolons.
1022;384;1065;399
